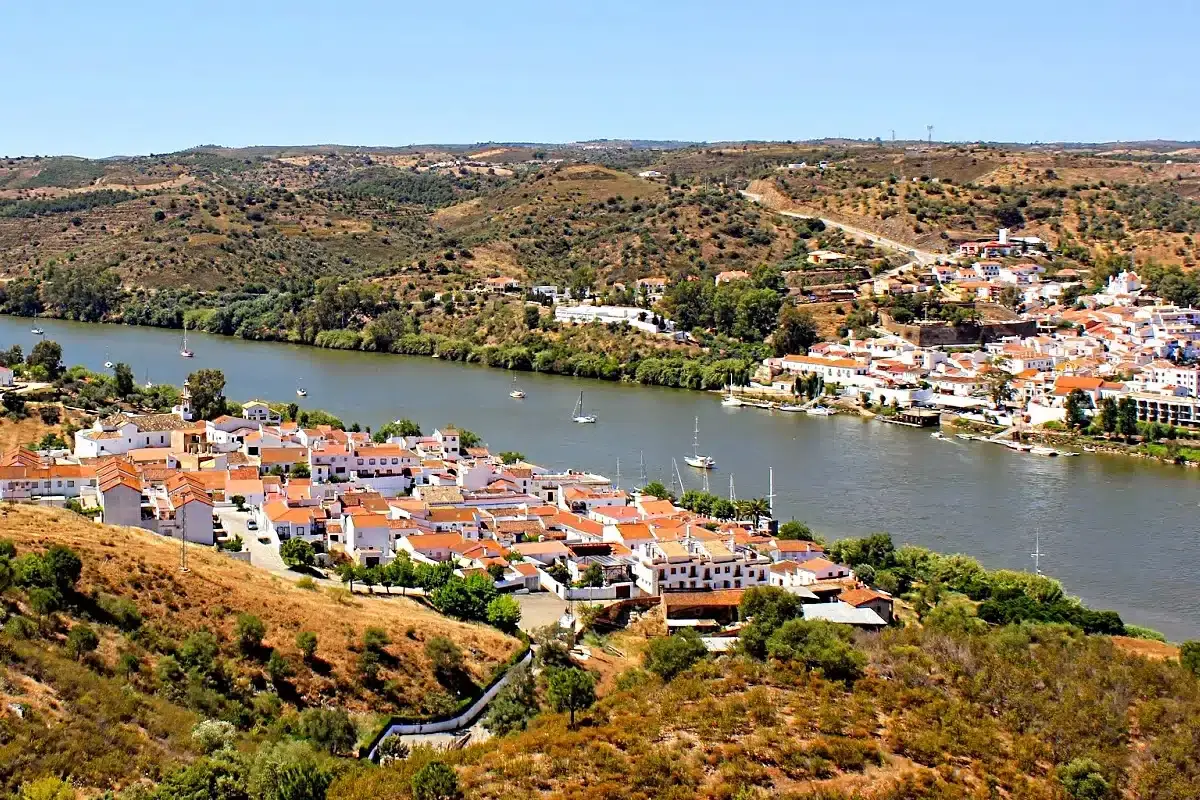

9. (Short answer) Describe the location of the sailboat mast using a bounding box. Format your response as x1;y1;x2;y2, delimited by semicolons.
768;467;775;518
693;416;700;457
729;473;736;503
615;458;621;491
639;451;646;485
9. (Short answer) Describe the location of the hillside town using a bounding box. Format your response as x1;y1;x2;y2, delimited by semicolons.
0;392;890;636
755;255;1200;433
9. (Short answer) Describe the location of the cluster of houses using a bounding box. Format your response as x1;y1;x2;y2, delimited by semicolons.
1;393;891;632
762;267;1200;428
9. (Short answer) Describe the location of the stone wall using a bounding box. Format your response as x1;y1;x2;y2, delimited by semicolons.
880;311;1036;347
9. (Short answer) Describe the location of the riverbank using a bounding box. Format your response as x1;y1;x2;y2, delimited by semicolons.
3;315;1200;640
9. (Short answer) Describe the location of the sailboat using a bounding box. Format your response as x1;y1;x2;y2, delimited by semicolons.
683;416;715;469
509;375;525;399
143;370;152;389
572;391;596;423
179;329;194;358
721;373;745;407
30;327;44;336
296;387;308;398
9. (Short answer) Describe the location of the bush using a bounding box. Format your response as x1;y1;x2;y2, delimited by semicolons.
1056;757;1112;799
483;663;538;737
235;613;266;655
1182;640;1200;677
376;735;411;764
267;651;294;684
296;631;318;661
297;707;356;755
16;777;75;800
643;629;708;681
192;719;237;755
425;636;463;677
363;626;390;653
411;760;460;800
777;520;817;541
97;592;142;630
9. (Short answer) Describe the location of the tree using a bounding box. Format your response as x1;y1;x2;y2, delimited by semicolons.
297;707;356;754
523;304;541;329
455;428;482;449
498;450;525;464
425;635;464;678
235;613;266;655
37;404;61;425
773;306;820;356
484;662;538;736
1117;397;1139;441
191;719;237;755
27;340;63;379
546;667;596;728
1097;396;1118;436
266;650;293;684
411;761;460;800
66;622;99;660
1056;758;1113;800
1181;640;1200;677
642;480;672;500
187;368;227;420
733;288;783;342
777;520;816;541
578;562;605;588
985;359;1015;407
291;463;311;479
336;561;361;591
1064;388;1090;430
113;361;135;397
567;265;597;300
296;631;318;662
765;619;866;682
643;629;708;681
431;573;496;620
249;740;333;800
486;594;522;632
280;539;315;569
374;418;421;442
376;735;411;764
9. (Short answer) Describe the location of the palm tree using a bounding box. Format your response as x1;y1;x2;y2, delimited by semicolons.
747;497;772;528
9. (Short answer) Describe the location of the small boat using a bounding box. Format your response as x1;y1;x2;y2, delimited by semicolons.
30;327;43;336
751;401;774;410
143;369;152;389
1030;446;1058;457
1003;441;1032;452
572;392;596;424
684;416;715;469
296;388;308;398
104;361;114;369
721;375;744;407
179;330;193;358
806;406;836;416
778;404;805;413
509;376;525;399
930;431;947;440
956;433;977;441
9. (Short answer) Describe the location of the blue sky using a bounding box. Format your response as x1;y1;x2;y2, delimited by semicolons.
3;0;1198;157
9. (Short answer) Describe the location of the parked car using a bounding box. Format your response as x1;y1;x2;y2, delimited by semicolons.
246;519;258;531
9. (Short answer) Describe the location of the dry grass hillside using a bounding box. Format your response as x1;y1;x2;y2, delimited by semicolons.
0;505;519;714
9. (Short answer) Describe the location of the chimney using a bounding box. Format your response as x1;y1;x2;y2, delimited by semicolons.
998;228;1009;245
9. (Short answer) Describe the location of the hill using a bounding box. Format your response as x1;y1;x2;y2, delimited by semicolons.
0;506;520;794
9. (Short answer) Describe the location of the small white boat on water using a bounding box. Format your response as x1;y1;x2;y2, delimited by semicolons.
683;416;715;469
179;330;193;358
572;392;596;424
30;327;43;336
778;404;806;413
509;376;525;399
720;375;744;407
296;388;308;398
1003;441;1032;452
931;431;947;440
806;405;836;416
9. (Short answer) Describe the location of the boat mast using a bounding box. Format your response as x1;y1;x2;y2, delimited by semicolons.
639;451;646;485
729;473;736;503
615;458;621;491
1031;529;1044;576
672;458;685;497
692;416;700;458
767;467;775;518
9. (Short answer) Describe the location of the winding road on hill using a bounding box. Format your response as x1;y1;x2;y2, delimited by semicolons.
739;189;940;273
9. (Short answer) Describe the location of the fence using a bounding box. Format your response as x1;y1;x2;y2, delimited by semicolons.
362;646;532;760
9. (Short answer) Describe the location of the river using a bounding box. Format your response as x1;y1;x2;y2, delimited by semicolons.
6;316;1199;640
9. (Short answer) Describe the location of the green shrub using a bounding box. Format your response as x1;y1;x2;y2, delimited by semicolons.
643;629;708;681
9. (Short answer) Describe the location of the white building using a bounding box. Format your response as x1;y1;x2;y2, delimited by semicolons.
554;304;673;335
75;412;194;458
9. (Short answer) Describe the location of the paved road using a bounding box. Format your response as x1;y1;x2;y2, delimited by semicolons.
214;506;287;573
740;190;940;267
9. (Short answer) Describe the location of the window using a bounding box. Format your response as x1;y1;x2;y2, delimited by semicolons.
369;459;376;465
68;481;75;488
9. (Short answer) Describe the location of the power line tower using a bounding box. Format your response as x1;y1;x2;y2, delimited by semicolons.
926;125;934;145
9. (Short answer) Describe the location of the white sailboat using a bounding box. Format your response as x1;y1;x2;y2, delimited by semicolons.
721;373;744;407
509;375;525;399
179;329;194;358
683;416;715;470
296;387;308;397
572;391;596;423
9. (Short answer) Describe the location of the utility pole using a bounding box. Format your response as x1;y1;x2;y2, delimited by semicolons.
179;506;189;573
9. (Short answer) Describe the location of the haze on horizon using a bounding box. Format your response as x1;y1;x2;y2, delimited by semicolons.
3;0;1198;159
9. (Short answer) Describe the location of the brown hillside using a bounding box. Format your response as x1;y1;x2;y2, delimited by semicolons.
0;505;520;714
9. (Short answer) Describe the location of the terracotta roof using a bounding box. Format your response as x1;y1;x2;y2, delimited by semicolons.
101;412;192;433
839;587;891;607
662;589;745;608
